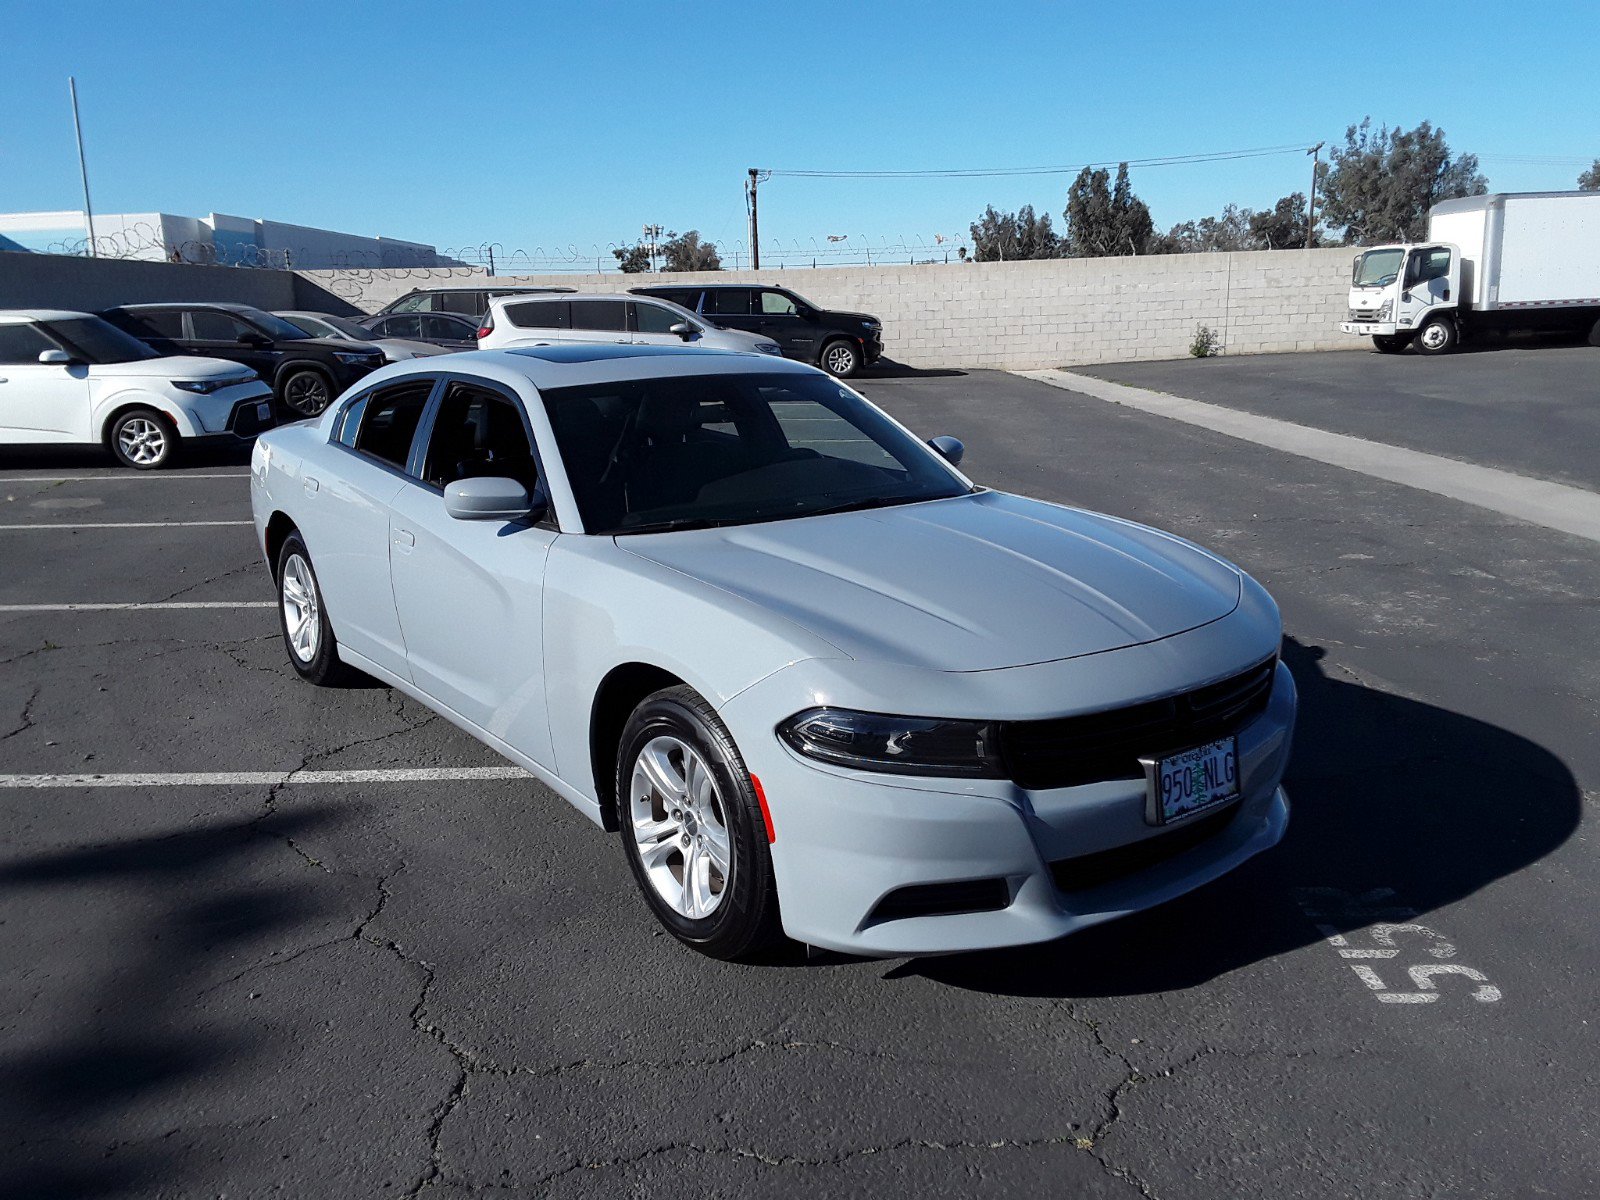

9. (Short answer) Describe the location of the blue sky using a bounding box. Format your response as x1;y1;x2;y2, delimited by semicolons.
3;0;1595;263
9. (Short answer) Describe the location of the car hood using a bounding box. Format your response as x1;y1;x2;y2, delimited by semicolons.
825;310;879;327
371;338;447;359
620;490;1242;671
294;337;383;354
98;356;257;382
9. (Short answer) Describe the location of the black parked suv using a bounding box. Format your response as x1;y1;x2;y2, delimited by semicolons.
630;284;883;377
101;302;384;417
374;285;576;320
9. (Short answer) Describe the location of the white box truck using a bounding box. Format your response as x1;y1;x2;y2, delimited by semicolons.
1339;190;1600;355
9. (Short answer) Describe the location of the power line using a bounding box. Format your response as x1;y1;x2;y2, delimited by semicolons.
764;144;1318;180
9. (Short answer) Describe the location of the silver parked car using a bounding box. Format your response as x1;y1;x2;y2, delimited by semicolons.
274;311;447;363
250;346;1294;960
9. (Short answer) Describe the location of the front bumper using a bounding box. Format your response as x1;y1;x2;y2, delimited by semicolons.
1339;321;1399;337
725;642;1297;956
189;385;276;438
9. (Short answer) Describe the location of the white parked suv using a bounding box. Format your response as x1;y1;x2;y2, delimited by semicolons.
0;309;275;469
476;293;783;358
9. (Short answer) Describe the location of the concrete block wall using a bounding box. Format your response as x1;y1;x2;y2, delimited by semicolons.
297;248;1359;369
0;251;297;313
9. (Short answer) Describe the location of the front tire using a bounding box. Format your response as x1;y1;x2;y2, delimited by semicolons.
280;369;333;418
108;408;175;470
617;686;781;960
1413;317;1458;356
1371;334;1409;354
276;533;350;685
820;339;861;378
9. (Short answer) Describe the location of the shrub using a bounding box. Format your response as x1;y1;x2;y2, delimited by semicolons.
1190;324;1221;357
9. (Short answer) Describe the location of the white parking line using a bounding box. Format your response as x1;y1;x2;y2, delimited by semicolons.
0;767;533;788
1;473;249;482
0;601;274;612
0;521;253;530
1017;369;1600;545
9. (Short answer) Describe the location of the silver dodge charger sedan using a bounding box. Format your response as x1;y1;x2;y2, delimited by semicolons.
249;345;1294;960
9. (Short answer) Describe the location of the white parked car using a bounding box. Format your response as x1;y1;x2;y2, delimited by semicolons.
476;293;783;358
0;309;274;469
274;310;447;363
250;345;1295;960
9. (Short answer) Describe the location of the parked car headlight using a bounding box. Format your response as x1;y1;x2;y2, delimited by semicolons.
862;319;881;330
173;378;233;395
756;341;783;356
778;707;1005;777
334;351;381;366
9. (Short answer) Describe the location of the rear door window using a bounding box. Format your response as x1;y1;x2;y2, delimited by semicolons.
380;314;425;339
423;314;469;341
189;310;254;341
505;301;571;329
351;379;436;470
704;289;754;316
438;291;485;317
118;309;185;340
570;300;627;331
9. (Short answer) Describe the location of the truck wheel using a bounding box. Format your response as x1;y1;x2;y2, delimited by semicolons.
1372;335;1409;354
820;339;861;378
1413;318;1458;356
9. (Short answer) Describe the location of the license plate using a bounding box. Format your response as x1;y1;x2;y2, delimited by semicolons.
1148;737;1239;824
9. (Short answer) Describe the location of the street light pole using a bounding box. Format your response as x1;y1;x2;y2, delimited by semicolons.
69;76;97;258
1305;141;1325;250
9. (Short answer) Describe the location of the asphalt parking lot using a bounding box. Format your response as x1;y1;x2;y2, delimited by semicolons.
2;352;1597;1198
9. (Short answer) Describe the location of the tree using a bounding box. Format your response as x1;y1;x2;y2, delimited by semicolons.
1063;163;1153;257
1319;118;1487;243
1249;193;1320;249
661;229;721;272
1579;159;1600;191
612;243;652;273
967;204;1060;261
1155;204;1256;254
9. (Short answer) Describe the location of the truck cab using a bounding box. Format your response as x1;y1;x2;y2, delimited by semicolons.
1340;243;1462;354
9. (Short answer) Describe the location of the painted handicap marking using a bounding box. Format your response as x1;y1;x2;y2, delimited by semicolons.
1295;887;1502;1005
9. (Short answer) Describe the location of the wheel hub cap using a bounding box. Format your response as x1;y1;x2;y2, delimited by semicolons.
281;554;320;663
628;734;731;920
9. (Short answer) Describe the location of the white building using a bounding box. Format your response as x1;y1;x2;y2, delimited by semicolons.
0;210;448;269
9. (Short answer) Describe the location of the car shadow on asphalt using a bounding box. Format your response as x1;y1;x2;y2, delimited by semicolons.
886;635;1581;997
864;358;968;380
0;443;254;472
0;804;348;1198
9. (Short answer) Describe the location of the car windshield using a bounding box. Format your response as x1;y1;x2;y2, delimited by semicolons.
292;313;370;340
237;307;317;340
540;371;968;535
39;316;158;363
1353;248;1405;287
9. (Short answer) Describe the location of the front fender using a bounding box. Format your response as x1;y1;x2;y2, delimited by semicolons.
93;388;202;438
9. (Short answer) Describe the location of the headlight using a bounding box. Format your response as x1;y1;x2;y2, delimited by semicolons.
1377;299;1393;320
757;341;783;355
173;378;233;395
778;707;1005;777
334;351;381;366
862;320;881;330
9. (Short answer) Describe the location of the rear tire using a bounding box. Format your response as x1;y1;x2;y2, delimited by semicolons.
820;339;861;378
275;533;350;686
1413;317;1458;356
617;686;782;960
1371;334;1409;354
108;408;175;470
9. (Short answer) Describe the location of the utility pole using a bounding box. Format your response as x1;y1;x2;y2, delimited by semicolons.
1305;142;1325;250
69;77;97;257
746;169;769;271
642;223;662;273
486;245;495;275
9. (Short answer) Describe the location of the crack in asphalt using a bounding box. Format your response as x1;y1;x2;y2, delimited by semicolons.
154;561;260;604
1;685;40;743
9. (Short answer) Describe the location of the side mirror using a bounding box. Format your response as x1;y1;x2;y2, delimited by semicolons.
668;322;697;342
444;476;546;522
928;435;964;466
38;349;75;366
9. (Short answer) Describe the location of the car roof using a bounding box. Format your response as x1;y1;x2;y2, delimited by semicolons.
489;292;643;306
355;344;817;393
402;285;576;294
0;308;94;323
113;301;260;313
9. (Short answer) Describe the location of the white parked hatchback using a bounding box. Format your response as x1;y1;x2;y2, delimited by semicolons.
476;293;783;358
0;309;274;468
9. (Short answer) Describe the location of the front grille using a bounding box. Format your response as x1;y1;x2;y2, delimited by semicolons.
999;657;1276;791
1051;804;1240;892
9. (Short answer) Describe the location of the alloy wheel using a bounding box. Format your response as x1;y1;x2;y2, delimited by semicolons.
280;553;321;664
117;417;166;466
824;343;857;376
284;373;331;416
628;734;732;920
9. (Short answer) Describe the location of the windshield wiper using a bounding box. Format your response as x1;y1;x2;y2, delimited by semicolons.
800;495;918;519
614;517;727;535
